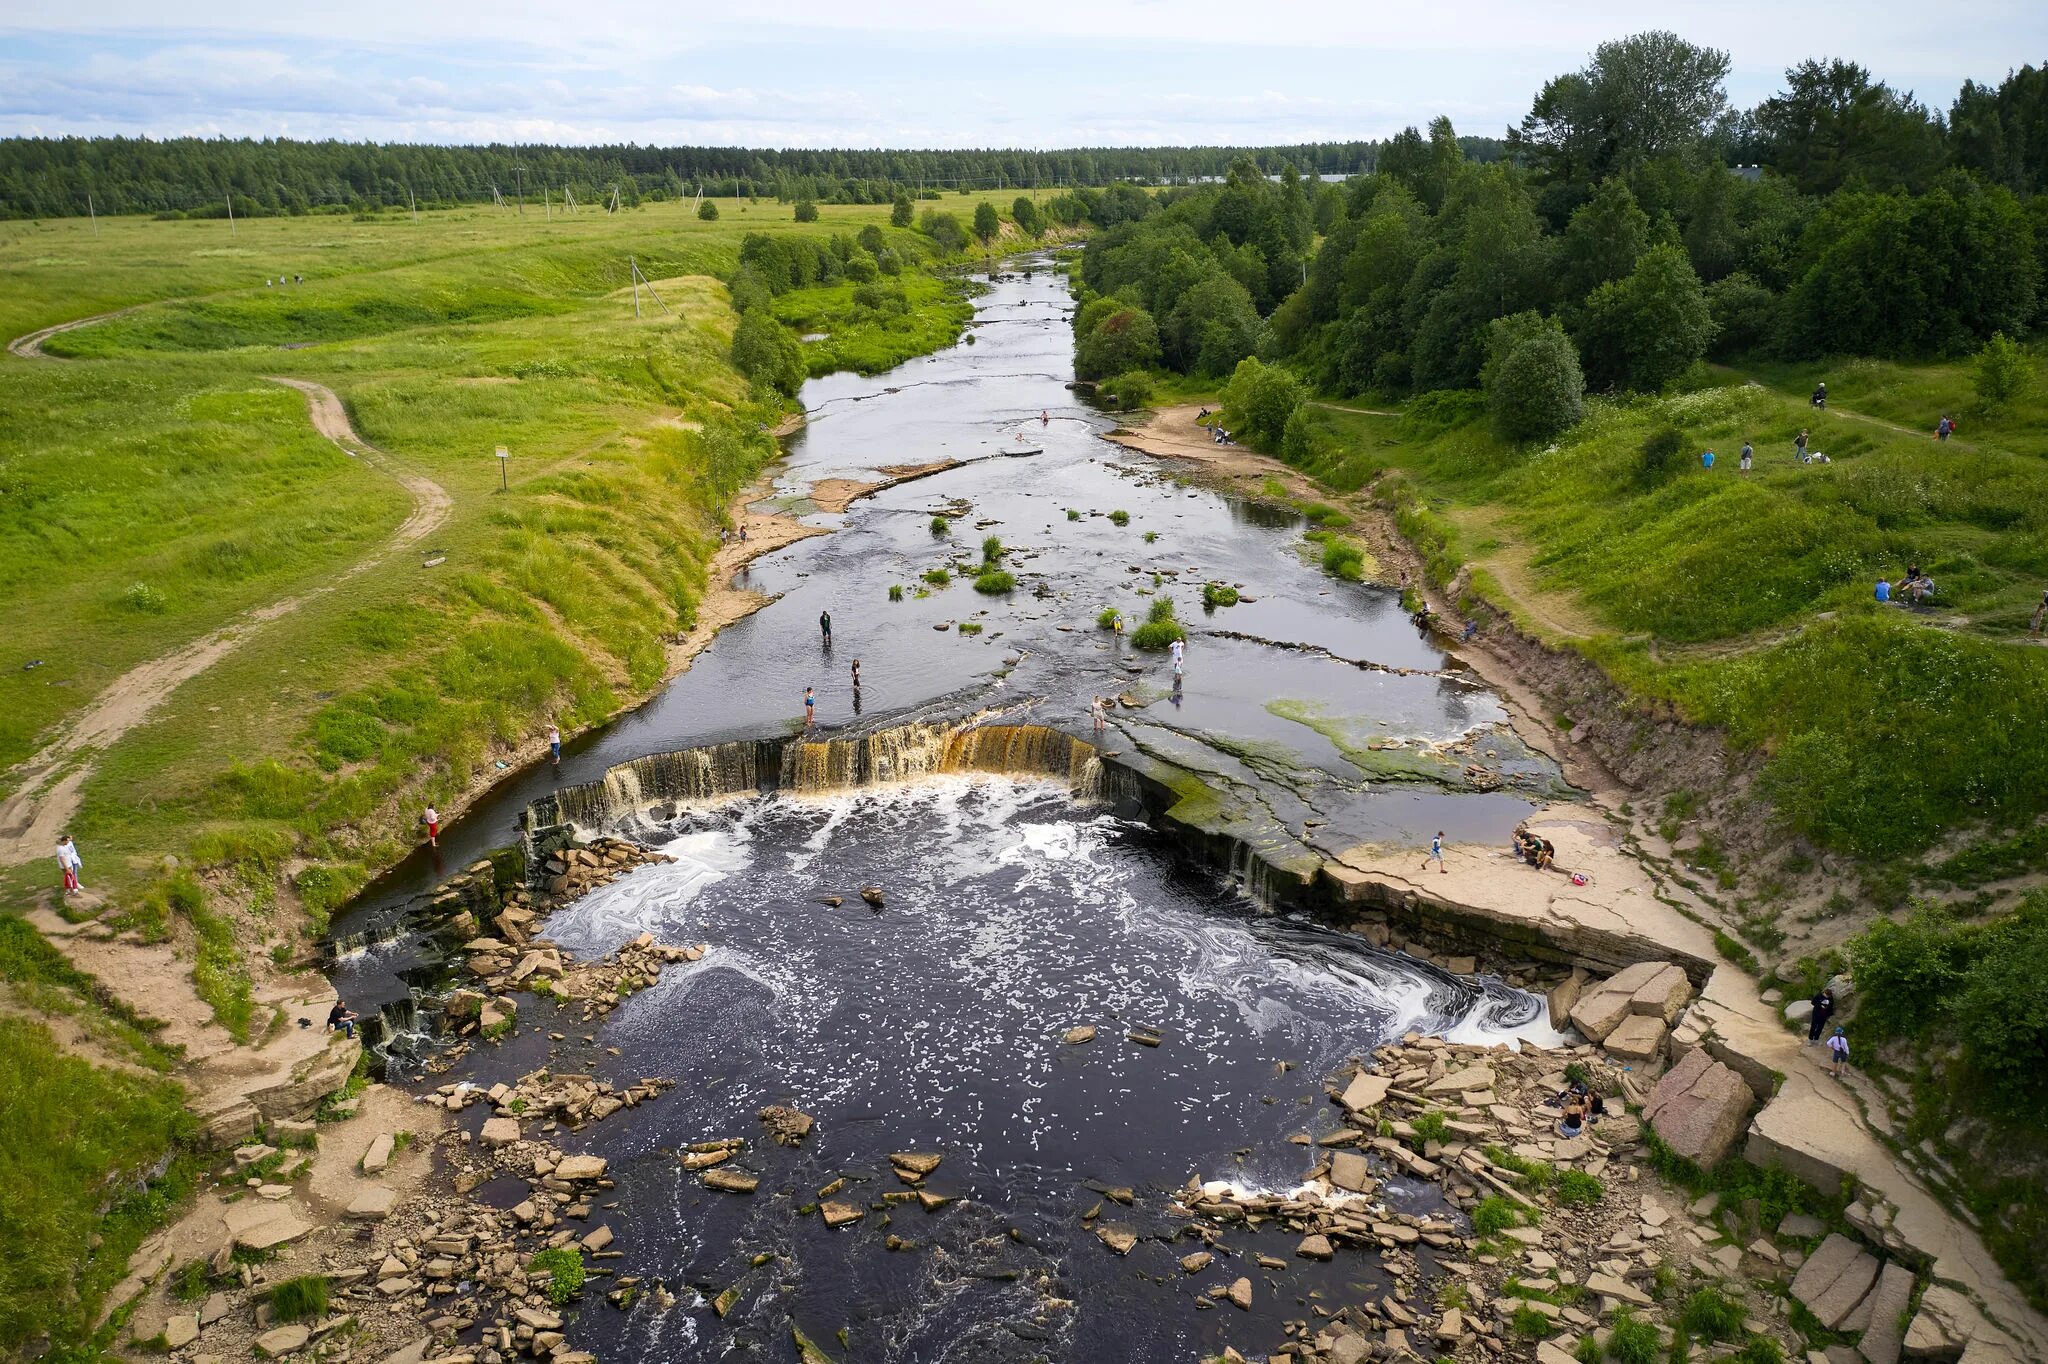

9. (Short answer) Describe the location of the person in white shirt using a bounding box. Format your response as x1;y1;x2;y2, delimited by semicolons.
57;834;83;894
1169;638;1184;677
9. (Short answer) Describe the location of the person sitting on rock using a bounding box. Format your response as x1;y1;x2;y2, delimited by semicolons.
1557;1097;1584;1138
1534;838;1555;871
327;1001;359;1039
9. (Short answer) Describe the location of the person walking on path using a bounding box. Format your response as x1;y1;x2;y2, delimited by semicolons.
804;686;816;729
1936;414;1954;442
548;723;562;768
1739;441;1752;474
1421;831;1447;875
56;834;83;895
1169;637;1184;678
819;610;832;646
1827;1026;1851;1078
421;805;440;848
1807;986;1835;1043
2030;589;2048;635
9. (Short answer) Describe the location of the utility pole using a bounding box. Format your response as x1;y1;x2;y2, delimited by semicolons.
87;192;97;236
406;183;417;222
226;193;235;235
516;165;524;215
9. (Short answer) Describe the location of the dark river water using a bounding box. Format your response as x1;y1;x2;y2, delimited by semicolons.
329;259;1570;1363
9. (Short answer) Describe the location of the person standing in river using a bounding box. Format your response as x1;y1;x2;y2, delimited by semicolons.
1807;985;1835;1043
547;722;561;768
804;686;816;729
1169;637;1184;678
421;804;439;849
819;610;832;647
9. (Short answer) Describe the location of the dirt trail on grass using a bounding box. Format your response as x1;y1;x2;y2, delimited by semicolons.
6;307;141;359
0;378;450;869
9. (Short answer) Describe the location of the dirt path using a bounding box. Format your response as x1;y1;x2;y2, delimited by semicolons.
6;307;140;360
0;378;450;868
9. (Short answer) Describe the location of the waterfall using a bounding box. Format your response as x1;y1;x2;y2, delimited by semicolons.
527;721;1100;845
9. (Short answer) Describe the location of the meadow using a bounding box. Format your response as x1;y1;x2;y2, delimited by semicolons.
1283;355;2048;866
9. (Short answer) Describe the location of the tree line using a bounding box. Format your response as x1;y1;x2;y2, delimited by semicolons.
0;137;1507;221
1072;36;2048;445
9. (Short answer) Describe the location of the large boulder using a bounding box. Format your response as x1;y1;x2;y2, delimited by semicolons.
1643;1049;1755;1167
1569;961;1693;1042
1856;1262;1916;1364
1789;1234;1882;1329
1602;1014;1667;1061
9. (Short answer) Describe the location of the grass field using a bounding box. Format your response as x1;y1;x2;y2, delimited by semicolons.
1281;353;2048;866
0;191;1054;1350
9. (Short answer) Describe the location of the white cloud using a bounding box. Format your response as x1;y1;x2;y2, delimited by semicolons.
1;1;2042;146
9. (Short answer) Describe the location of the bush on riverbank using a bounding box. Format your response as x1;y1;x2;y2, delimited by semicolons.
973;569;1015;594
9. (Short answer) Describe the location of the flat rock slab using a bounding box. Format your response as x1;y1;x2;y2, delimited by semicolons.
554;1154;607;1181
1340;1071;1391;1112
1568;960;1691;1041
1097;1224;1137;1255
225;1203;313;1251
1629;964;1693;1022
361;1133;394;1173
256;1324;312;1357
1643;1048;1755;1168
820;1201;864;1228
1328;1151;1373;1192
347;1186;399;1220
1790;1233;1882;1329
702;1168;759;1193
1425;1065;1494;1094
479;1117;520;1147
1603;1014;1668;1061
162;1314;200;1349
1857;1262;1916;1364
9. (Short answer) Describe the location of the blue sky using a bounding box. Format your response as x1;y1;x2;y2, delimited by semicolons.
2;2;2043;148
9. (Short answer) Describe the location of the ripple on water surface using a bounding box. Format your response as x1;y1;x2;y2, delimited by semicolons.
517;777;1563;1363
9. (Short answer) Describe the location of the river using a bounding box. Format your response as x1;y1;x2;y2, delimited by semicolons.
328;257;1572;1362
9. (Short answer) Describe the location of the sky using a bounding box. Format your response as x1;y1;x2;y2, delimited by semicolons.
1;1;2044;149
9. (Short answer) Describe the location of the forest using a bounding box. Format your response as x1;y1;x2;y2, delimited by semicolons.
1073;41;2048;436
0;136;1506;221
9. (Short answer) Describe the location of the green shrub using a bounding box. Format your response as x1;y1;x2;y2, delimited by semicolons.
1097;607;1122;630
1470;1195;1526;1239
1847;903;1973;1039
981;534;1003;565
1557;1169;1605;1206
973;569;1015;594
1638;424;1687;485
530;1247;585;1304
697;200;719;221
1607;1310;1662;1364
1222;356;1306;449
1131;597;1185;651
888;584;904;602
1066;508;1081;521
922;568;950;586
119;581;169;614
1143;530;1158;543
957;621;983;636
1730;1336;1785;1364
1510;1305;1550;1338
268;1275;330;1322
930;516;950;536
1108;509;1130;527
1411;1110;1451;1145
1202;582;1239;608
1679;1289;1743;1342
1975;332;2032;413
